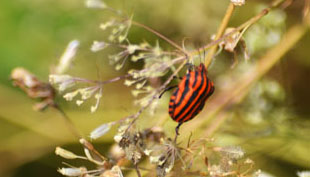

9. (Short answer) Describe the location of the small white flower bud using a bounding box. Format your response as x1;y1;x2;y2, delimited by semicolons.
49;74;74;92
110;144;125;160
57;167;85;176
91;41;108;52
150;155;161;163
100;21;114;30
114;135;123;143
91;92;102;113
55;147;80;159
76;100;84;106
63;90;79;101
90;122;112;139
85;0;107;9
231;0;245;6
127;45;139;54
297;171;310;177
56;40;79;74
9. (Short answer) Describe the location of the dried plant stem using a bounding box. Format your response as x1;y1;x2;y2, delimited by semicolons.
202;0;288;68
53;105;83;139
204;3;235;67
132;21;189;56
135;164;142;177
122;60;188;129
72;74;130;85
304;0;310;25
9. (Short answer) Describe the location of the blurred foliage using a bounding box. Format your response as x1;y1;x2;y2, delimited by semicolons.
0;0;309;177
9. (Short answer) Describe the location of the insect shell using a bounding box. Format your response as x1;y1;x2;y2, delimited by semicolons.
169;63;214;123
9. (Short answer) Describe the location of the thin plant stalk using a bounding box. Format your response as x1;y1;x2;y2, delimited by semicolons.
204;3;235;67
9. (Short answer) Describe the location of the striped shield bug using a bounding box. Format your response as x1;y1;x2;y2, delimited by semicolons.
160;63;214;137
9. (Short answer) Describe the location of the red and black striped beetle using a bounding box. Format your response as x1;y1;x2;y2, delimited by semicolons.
161;63;214;135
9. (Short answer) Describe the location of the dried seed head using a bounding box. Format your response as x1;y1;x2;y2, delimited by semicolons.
11;67;55;110
55;147;81;159
214;146;245;160
101;166;123;177
209;165;223;176
218;27;242;53
124;144;142;164
11;67;38;88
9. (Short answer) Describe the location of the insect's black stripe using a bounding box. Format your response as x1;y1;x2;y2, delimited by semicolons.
188;102;205;121
175;69;207;120
207;83;215;97
175;72;191;107
186;79;215;121
170;88;179;119
175;68;207;121
192;71;199;88
183;81;213;122
177;76;209;122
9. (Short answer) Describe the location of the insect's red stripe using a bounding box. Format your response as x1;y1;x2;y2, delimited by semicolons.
174;75;188;105
172;71;196;120
168;64;215;123
182;78;213;122
175;69;207;122
175;70;205;122
190;81;215;119
175;71;195;107
169;88;179;119
192;80;214;118
180;78;209;122
176;73;208;122
173;71;201;121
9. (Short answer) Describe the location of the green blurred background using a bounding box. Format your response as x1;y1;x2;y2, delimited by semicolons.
0;0;309;176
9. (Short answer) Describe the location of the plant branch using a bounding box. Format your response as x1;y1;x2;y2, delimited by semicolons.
204;3;235;67
132;21;189;56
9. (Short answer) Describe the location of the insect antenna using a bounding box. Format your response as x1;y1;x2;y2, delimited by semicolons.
159;85;178;98
203;47;206;64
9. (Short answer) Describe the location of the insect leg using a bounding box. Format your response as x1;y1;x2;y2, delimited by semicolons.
174;122;183;143
175;122;183;135
173;75;183;80
158;85;178;98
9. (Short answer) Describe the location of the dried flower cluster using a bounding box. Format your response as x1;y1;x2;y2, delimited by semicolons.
11;67;55;110
56;120;258;177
